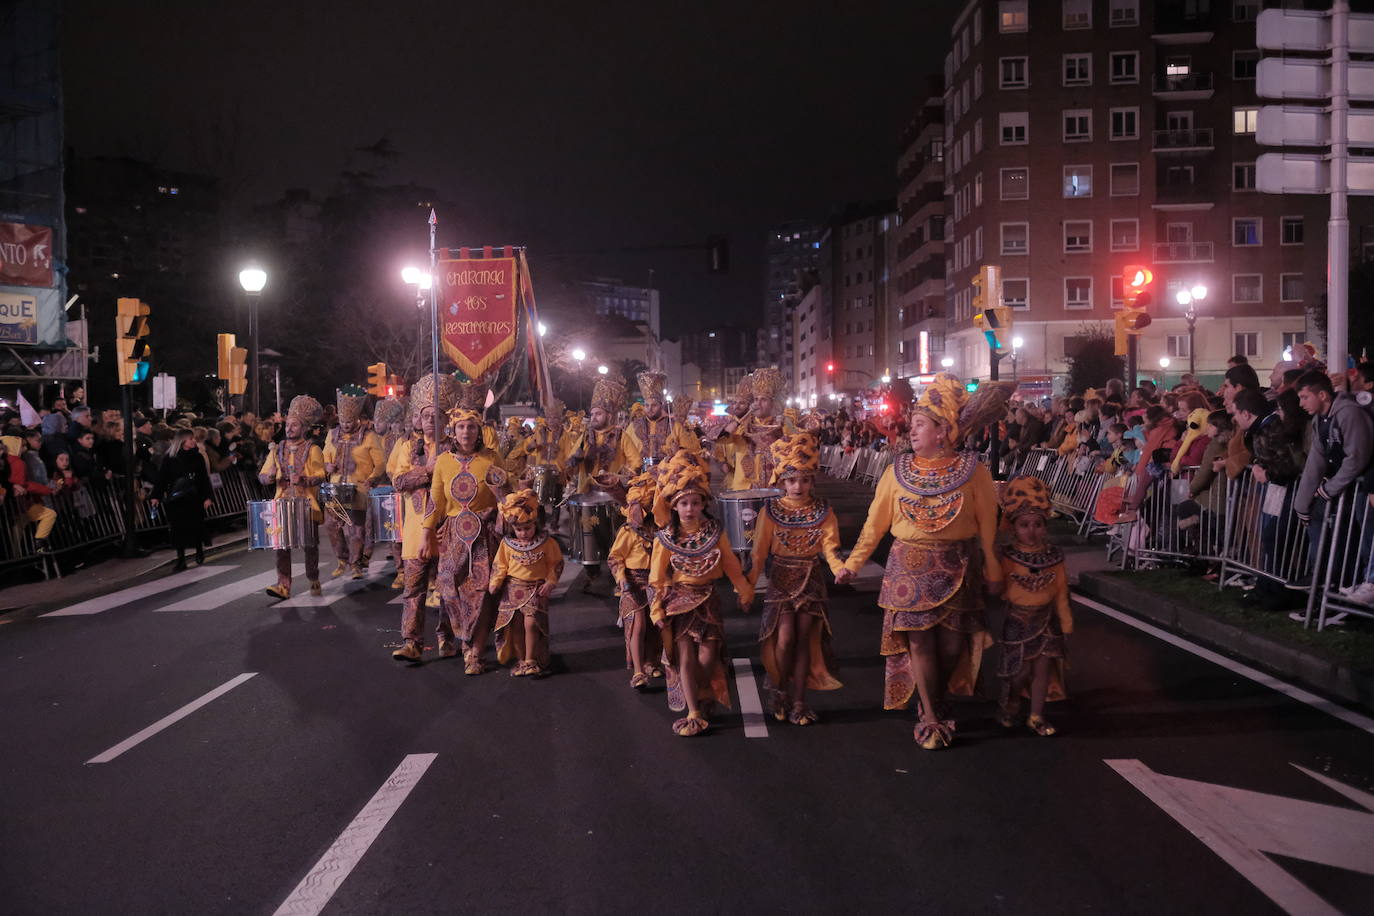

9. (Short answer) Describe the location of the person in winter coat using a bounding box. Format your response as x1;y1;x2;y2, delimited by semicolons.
149;427;213;570
0;439;57;553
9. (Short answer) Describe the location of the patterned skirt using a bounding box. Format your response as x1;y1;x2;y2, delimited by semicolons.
758;555;841;691
437;515;496;643
659;583;732;713
495;576;550;668
618;568;655;671
998;601;1067;701
878;538;992;709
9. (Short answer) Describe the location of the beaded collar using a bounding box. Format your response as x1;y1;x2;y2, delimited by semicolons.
893;451;978;497
657;518;722;556
1002;543;1063;571
767;497;830;529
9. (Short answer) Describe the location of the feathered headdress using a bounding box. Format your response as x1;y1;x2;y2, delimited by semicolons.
287;394;324;427
637;370;667;403
956;380;1015;447
408;373;460;429
770;433;820;484
1000;475;1052;525
652;448;713;527
373;397;408;431
336;384;369;425
498;488;541;525
751;366;785;401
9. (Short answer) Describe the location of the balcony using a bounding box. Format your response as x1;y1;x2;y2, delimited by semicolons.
1152;128;1214;152
1152;2;1216;44
1153;242;1214;263
1153;73;1214;99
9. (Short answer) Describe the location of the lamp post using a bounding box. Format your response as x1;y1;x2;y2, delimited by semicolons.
1175;284;1207;377
571;348;587;410
1011;335;1024;385
1159;356;1171;387
402;267;432;378
238;266;267;419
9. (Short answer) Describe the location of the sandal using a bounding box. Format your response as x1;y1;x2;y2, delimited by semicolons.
1027;715;1057;737
672;713;709;737
630;671;649;690
647;664;664;679
998;687;1022;728
770;688;788;722
463;650;485;676
914;719;955;750
788;702;818;726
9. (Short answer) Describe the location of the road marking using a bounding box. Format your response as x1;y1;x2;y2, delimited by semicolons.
277;561;388;608
86;672;257;764
1109;758;1374;916
1073;593;1374;736
42;565;233;617
849;561;887;592
272;753;437;916
156;566;303;611
549;561;582;599
731;657;769;738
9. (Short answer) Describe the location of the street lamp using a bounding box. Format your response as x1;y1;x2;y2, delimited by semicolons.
572;348;586;362
1011;336;1024;385
1175;284;1207;376
537;321;548;337
880;374;891;385
238;266;267;418
597;364;609;375
941;356;954;369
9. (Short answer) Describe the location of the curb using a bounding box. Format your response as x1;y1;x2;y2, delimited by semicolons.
1076;571;1374;711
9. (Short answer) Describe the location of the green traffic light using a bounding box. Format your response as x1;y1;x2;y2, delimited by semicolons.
133;362;150;384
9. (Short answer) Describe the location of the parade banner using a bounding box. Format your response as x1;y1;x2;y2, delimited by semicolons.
0;222;55;288
436;249;519;380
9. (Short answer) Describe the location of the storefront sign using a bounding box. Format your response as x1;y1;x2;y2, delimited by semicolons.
0;222;54;288
0;290;39;344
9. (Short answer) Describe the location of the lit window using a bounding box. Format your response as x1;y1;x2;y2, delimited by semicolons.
1063;165;1092;198
1001;167;1029;199
1000;0;1028;32
1233;107;1259;135
1233;218;1261;246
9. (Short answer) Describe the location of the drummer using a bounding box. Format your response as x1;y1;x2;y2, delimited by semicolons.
710;373;752;481
258;394;327;600
322;386;387;581
565;375;628;592
619;370;698;475
371;395;409;588
716;366;798;491
420;377;511;674
390;373;458;663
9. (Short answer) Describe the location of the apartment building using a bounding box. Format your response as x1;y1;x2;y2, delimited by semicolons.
941;0;1328;385
895;84;949;380
824;200;898;396
762;220;822;382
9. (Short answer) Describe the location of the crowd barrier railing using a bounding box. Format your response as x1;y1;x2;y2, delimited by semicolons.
1216;469;1311;594
1301;481;1374;631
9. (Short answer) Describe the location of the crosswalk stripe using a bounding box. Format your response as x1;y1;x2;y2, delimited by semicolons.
155;566;305;612
86;672;258;764
277;561;389;608
549;561;582;599
731;657;770;738
42;565;234;617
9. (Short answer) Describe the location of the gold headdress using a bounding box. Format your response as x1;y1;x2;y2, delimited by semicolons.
408;373;460;429
733;373;754;404
448;375;488;425
769;433;820;484
652;448;713;527
630;402;645;420
637;370;667;403
591;375;626;414
1000;475;1052;524
505;416;524;431
373;397;408;431
287;394;324;428
498;489;541;525
911;373;969;446
751;366;785;401
671;394;690;423
544;398;566;422
336;385;368;425
784;406;800;427
624;471;659;518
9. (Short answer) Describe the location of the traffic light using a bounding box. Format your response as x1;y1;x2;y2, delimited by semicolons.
966;378;980;393
386;374;406;398
367;362;389;398
971;265;1006;351
227;346;248;396
115;297;151;385
707;236;729;274
825;361;835;374
1116;265;1155;356
216;333;236;380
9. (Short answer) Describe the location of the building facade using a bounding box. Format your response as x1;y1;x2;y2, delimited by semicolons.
762;219;821;381
790;284;824;406
941;0;1331;387
578;277;661;343
824;201;898;397
895;85;949;380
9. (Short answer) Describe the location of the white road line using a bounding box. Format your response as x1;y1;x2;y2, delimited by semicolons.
1074;593;1374;736
550;561;582;599
42;565;233;617
86;672;258;764
731;657;770;738
277;562;388;608
272;753;437;916
156;566;304;612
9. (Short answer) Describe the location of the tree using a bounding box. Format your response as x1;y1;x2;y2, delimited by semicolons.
1064;323;1125;395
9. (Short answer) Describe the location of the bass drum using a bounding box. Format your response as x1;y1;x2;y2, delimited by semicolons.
717;488;783;554
567;491;620;564
368;486;402;543
248;498;318;550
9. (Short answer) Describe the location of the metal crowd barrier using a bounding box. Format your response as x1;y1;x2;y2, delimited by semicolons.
1301;481;1374;631
0;466;270;579
1216;469;1310;594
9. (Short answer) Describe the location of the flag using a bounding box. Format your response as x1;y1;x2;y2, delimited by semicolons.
17;390;38;427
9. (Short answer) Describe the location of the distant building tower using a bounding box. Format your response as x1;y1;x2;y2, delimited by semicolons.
762;220;821;380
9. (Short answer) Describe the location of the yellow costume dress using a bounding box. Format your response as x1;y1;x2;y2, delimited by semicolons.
997;542;1071;700
489;524;564;673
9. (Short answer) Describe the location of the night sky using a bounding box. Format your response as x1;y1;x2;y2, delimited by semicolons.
62;0;954;337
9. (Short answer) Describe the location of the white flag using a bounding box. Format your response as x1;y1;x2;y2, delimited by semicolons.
17;390;38;427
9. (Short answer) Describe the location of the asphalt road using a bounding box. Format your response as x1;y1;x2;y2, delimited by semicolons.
2;478;1373;915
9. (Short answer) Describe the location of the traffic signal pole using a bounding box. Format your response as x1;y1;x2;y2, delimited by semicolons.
1127;334;1138;391
988;345;1005;480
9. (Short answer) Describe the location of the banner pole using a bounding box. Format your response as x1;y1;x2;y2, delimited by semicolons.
428;209;441;437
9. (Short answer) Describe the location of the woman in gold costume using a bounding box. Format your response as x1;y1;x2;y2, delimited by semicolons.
837;373;1010;749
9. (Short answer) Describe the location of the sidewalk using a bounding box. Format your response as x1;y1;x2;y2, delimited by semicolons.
0;533;250;617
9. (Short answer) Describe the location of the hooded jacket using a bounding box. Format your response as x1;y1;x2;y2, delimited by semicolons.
1295;392;1374;516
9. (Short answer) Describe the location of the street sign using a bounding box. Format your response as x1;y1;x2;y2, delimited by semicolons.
1257;152;1374;194
1258;106;1374;148
1257;8;1374;52
152;373;176;410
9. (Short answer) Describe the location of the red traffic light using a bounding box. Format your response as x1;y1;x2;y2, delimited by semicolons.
825;362;835;373
1123;265;1154;293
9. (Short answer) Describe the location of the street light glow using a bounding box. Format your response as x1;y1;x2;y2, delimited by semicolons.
1012;336;1024;349
572;348;586;362
597;364;609;375
1191;285;1208;300
941;357;954;368
401;266;421;284
1159;357;1171;369
1177;290;1192;306
537;322;548;337
880;374;891;384
238;267;267;293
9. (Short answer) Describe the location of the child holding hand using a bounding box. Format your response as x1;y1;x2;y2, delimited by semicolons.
608;472;664;690
488;489;564;677
997;476;1073;736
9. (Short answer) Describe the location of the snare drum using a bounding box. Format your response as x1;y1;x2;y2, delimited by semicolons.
368;486;402;543
567;491;620;564
319;481;360;507
528;464;564;506
248;498;318;550
717;488;783;553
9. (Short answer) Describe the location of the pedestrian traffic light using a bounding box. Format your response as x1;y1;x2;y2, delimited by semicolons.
971;265;1006;351
707;236;729;274
216;333;236;380
115;297;151;385
227;346;248;396
367;362;389;398
1116;265;1155;355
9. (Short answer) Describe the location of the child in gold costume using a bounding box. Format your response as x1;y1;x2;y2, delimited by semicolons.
649;451;754;737
488;489;564;678
749;434;844;726
996;476;1072;736
608;472;664;690
837;373;1012;749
